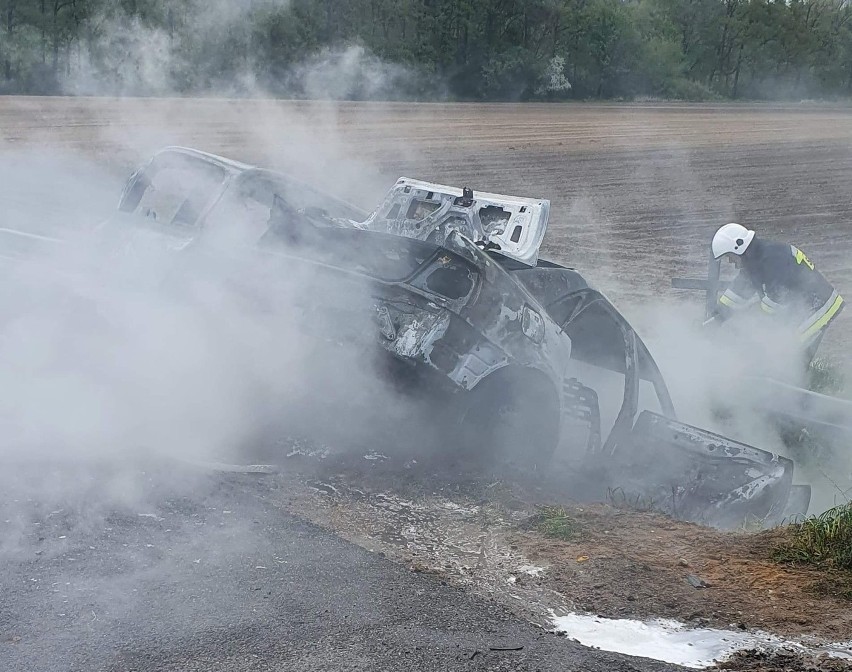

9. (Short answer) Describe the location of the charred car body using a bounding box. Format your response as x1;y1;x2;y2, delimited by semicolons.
7;147;813;528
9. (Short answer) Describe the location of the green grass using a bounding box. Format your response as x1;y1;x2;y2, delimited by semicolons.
526;506;581;541
773;502;852;570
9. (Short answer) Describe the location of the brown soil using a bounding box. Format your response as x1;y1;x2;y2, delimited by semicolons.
718;649;852;671
512;502;852;641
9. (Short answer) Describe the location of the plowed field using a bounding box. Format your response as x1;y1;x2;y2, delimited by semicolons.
3;97;851;356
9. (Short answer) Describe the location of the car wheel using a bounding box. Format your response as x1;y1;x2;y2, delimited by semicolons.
455;368;560;474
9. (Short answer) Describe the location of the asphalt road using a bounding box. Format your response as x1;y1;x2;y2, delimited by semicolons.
0;464;681;672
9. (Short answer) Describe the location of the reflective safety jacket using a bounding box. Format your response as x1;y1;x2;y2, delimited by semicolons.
716;238;844;343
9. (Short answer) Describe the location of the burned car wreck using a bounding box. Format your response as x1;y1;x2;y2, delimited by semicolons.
12;147;812;529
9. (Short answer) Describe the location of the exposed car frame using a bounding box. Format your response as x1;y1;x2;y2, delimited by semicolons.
2;147;814;528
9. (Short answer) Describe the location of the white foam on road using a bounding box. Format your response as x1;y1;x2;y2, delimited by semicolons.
550;611;852;669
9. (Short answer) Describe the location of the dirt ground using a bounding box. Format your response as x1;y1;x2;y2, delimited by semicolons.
517;504;852;641
254;451;852;650
718;649;852;671
2;97;852;667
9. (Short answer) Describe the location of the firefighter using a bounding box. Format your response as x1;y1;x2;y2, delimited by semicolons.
705;223;844;366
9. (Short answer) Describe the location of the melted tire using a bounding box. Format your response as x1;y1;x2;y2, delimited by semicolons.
455;368;560;474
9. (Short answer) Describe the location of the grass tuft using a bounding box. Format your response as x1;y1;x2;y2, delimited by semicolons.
773;502;852;570
525;506;580;541
606;486;657;512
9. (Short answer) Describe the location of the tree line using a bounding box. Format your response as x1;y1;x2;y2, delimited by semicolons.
2;0;852;100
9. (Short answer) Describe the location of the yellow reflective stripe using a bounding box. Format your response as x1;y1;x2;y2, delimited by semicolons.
800;295;844;341
761;296;781;314
792;246;815;270
719;288;754;308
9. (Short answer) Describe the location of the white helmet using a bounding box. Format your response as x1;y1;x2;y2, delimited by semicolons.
711;223;755;259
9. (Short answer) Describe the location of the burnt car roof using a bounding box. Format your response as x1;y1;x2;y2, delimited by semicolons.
490;255;589;306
